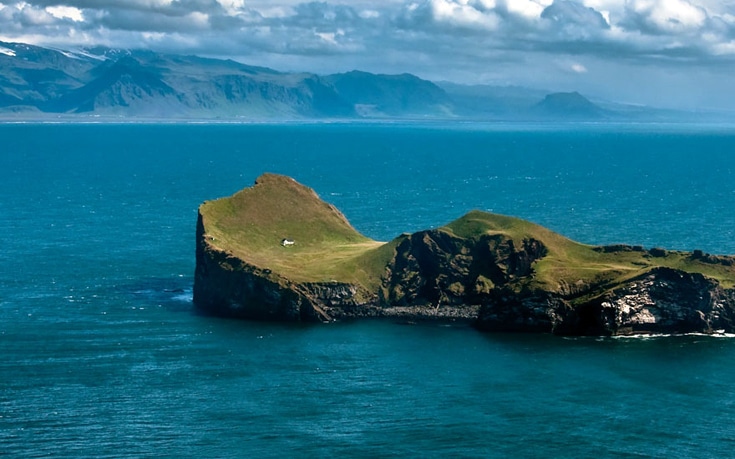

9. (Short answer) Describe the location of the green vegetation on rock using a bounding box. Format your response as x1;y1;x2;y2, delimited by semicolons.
200;174;735;296
442;210;735;295
199;173;392;290
195;173;735;334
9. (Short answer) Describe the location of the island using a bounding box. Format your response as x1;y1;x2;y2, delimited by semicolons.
194;173;735;336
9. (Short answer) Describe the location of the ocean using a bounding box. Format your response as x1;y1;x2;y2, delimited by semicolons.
2;122;735;457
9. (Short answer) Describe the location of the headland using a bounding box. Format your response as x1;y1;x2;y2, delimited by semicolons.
194;173;735;335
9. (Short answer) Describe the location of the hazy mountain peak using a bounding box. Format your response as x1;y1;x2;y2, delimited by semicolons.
533;91;604;119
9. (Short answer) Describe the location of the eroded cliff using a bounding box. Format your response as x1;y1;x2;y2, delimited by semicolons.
194;174;735;335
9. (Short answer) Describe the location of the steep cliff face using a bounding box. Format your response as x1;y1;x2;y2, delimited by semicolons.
576;268;735;335
194;212;302;320
193;212;378;322
382;229;546;307
475;267;735;335
194;174;735;335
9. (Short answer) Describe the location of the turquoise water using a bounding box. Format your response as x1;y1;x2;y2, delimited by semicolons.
2;123;735;457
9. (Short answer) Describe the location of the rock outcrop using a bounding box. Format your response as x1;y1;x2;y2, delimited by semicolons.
194;174;735;335
194;214;377;323
381;229;546;307
572;268;735;335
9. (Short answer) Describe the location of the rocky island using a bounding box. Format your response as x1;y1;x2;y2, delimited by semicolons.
194;174;735;336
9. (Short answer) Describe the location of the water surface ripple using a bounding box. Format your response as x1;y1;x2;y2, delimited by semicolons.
2;123;735;457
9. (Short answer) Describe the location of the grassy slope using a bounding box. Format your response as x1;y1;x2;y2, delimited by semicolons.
444;210;735;292
200;173;394;290
200;176;735;298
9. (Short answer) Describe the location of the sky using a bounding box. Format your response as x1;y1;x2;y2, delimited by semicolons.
1;0;735;110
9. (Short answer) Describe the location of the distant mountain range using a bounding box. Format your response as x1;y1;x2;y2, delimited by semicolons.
0;41;729;121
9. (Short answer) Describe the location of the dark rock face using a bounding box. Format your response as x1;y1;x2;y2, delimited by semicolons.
476;267;735;335
382;230;546;307
193;213;375;322
578;268;735;335
377;232;735;335
475;289;571;333
193;214;303;321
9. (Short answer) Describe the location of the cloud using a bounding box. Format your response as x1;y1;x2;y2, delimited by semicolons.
623;0;708;35
541;1;609;29
570;62;588;72
46;5;84;21
424;0;502;31
2;0;733;61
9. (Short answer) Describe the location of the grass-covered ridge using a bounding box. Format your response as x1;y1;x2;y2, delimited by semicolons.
443;210;735;293
200;174;735;296
199;173;394;289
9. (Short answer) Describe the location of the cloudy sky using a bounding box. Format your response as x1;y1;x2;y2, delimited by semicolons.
2;0;735;109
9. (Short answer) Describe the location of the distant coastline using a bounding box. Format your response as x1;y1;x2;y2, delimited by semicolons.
3;40;735;123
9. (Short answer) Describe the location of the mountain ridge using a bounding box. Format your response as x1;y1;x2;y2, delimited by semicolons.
532;91;607;119
0;40;728;121
1;41;442;118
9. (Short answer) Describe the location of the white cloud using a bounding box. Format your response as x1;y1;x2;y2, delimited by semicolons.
359;9;380;19
0;3;12;21
711;40;735;54
626;0;708;34
141;31;166;42
18;3;54;25
145;0;173;6
504;0;549;21
316;30;339;45
571;62;587;73
187;11;209;28
258;7;292;19
429;0;501;30
1;0;728;59
217;0;244;15
46;5;83;22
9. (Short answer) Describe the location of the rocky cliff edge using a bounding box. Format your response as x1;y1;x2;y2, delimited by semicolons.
194;174;735;335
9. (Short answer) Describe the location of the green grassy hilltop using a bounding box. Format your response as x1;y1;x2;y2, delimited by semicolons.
199;173;397;291
199;173;735;303
443;210;735;294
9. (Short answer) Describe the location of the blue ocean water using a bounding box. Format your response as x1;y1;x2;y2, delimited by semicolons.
2;122;735;457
